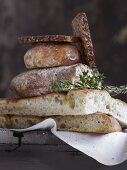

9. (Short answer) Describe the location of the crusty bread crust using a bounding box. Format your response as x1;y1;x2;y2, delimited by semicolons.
0;113;122;133
19;35;81;44
24;43;81;69
10;64;90;97
0;89;127;127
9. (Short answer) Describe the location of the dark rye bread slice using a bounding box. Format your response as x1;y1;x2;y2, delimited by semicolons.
24;43;81;69
19;35;81;44
0;113;122;133
10;64;90;97
72;13;95;65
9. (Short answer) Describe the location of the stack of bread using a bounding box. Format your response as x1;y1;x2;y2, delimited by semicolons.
0;13;126;133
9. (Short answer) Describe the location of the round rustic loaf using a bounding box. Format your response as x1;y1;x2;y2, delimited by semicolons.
10;64;87;97
24;43;81;69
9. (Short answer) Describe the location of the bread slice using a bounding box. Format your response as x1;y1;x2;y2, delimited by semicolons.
0;89;126;127
19;35;81;44
72;13;95;65
24;43;81;69
0;113;122;133
10;64;92;97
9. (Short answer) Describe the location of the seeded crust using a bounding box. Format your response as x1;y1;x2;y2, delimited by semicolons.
0;113;122;133
19;35;81;44
72;13;95;65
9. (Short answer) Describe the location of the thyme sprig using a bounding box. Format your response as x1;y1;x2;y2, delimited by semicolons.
103;84;127;96
52;64;127;96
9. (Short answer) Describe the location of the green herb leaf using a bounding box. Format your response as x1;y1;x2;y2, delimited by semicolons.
103;84;127;96
51;64;127;96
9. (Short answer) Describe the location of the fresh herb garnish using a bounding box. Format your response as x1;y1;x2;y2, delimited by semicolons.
52;64;127;96
103;84;127;96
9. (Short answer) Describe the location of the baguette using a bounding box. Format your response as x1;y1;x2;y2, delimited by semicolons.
10;64;91;97
0;113;122;133
0;89;126;127
24;43;81;69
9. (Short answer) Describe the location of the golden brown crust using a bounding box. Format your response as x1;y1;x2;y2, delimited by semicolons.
0;113;122;133
24;43;81;69
72;13;95;65
19;35;81;44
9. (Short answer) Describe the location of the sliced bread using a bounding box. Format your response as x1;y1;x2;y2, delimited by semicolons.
72;13;95;65
19;35;81;44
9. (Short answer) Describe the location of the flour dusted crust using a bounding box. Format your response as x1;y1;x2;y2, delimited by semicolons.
10;64;89;97
24;43;81;69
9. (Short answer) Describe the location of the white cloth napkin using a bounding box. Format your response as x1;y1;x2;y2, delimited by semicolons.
8;118;127;166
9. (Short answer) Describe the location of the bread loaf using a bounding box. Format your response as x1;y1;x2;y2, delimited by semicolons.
0;89;127;127
0;89;110;116
10;64;91;97
0;113;122;133
24;43;81;69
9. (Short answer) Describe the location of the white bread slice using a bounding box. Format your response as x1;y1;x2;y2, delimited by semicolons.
0;113;122;133
0;89;110;116
0;89;126;127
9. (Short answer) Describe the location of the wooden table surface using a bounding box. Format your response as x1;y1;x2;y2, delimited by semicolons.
0;130;127;170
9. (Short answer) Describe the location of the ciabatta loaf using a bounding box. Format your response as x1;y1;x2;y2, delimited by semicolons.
10;64;91;97
24;43;80;69
0;89;127;127
0;89;110;116
0;113;122;133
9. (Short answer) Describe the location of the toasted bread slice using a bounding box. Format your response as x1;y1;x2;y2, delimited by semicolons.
0;113;122;133
24;43;81;69
72;13;95;65
19;35;81;44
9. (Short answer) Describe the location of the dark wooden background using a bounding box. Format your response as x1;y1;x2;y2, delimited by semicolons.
0;0;127;169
